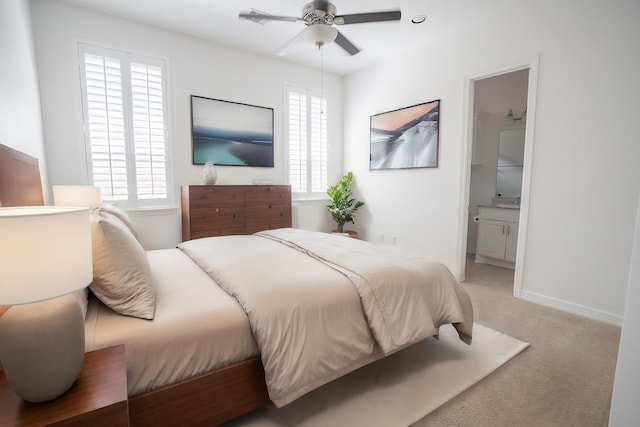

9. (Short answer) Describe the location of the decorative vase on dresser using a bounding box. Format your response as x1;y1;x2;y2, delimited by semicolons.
202;160;217;185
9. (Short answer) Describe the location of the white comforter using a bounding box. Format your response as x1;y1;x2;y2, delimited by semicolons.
178;228;473;407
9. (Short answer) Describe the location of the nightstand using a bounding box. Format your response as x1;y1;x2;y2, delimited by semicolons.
0;345;128;426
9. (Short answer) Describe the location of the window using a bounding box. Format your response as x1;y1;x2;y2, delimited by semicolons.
286;85;328;197
78;42;171;208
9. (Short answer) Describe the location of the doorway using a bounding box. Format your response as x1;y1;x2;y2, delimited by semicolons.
457;57;538;297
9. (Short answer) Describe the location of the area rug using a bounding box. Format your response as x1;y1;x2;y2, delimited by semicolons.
224;323;529;427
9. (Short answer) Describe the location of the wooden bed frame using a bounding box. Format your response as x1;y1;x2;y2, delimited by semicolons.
129;358;269;426
0;144;270;426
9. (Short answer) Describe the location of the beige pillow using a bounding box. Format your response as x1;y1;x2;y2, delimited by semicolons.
98;203;140;241
89;209;156;319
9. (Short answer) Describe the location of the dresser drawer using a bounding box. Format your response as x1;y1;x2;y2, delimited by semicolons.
190;207;245;231
188;186;244;208
244;186;290;206
245;204;291;227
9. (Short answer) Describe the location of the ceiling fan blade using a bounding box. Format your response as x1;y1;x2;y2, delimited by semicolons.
239;9;300;24
335;10;401;25
275;30;305;56
334;30;361;56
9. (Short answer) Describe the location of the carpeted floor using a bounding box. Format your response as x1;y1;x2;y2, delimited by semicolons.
411;255;621;427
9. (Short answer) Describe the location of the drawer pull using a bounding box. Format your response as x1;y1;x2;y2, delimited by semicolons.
233;213;236;219
216;208;220;213
269;205;272;209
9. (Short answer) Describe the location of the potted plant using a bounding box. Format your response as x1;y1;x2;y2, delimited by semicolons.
327;171;365;236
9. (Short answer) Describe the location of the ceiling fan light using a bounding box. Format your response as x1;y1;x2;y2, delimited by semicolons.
303;24;338;47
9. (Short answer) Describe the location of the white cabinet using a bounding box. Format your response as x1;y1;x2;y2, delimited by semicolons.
475;207;519;269
504;222;519;262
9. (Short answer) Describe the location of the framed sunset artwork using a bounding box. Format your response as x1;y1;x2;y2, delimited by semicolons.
370;99;440;170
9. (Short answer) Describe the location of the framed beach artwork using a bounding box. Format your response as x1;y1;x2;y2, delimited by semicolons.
369;99;440;170
191;95;274;167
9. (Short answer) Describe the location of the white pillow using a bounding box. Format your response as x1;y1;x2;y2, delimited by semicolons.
89;209;156;320
98;203;140;241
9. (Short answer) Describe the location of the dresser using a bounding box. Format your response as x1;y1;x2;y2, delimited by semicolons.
181;185;292;241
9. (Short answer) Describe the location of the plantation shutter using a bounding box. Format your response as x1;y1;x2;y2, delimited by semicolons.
81;50;129;200
286;85;328;196
79;43;170;207
309;95;328;193
130;61;168;200
288;91;307;192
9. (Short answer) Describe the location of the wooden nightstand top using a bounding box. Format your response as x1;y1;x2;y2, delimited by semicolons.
0;345;128;426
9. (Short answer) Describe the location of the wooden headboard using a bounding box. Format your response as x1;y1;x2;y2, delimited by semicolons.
0;144;44;207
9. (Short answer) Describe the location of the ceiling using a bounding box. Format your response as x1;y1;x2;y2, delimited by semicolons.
59;0;487;75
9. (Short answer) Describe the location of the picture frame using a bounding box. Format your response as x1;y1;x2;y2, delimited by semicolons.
369;99;440;170
191;95;274;167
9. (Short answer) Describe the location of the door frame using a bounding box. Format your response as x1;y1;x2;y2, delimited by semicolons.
456;55;539;297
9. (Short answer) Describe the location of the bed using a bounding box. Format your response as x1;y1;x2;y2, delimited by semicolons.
0;144;474;426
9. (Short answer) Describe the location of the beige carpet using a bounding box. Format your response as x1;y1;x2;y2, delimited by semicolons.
412;256;621;426
225;323;528;427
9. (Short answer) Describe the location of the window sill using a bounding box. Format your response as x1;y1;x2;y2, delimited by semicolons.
292;196;330;203
125;206;180;216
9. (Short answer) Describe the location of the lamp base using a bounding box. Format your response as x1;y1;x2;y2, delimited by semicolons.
0;293;85;403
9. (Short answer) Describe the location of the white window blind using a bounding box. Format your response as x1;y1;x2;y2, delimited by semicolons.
78;43;171;208
286;85;328;196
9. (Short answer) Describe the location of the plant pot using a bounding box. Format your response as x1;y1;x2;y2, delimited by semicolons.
331;230;358;239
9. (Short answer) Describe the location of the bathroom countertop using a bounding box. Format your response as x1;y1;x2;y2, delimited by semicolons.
478;204;520;210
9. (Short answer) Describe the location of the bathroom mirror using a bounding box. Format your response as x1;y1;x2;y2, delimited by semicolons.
496;128;525;198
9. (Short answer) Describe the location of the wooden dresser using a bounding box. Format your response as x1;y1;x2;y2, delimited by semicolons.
181;185;292;241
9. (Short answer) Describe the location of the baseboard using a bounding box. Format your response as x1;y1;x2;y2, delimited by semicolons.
520;290;623;326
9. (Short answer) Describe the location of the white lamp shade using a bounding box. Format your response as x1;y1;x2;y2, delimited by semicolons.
53;185;101;207
303;24;338;46
0;206;92;305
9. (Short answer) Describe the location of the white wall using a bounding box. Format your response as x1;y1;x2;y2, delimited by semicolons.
609;197;640;425
29;0;343;249
343;0;640;323
0;0;49;202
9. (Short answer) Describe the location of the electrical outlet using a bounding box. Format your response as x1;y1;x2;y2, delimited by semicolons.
391;235;397;245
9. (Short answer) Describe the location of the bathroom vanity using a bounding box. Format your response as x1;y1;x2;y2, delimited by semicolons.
475;205;520;269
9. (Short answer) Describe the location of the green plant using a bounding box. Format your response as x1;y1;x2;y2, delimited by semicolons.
327;171;365;233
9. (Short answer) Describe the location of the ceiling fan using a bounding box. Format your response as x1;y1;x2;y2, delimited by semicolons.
239;0;401;56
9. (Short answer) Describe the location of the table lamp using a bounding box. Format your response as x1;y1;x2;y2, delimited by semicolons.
0;206;92;403
52;185;101;208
